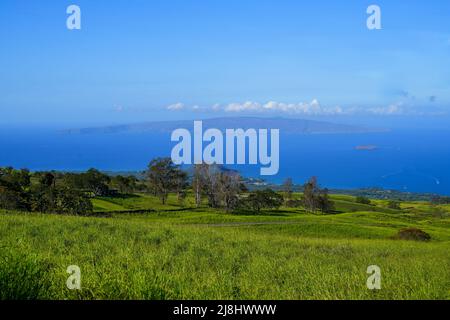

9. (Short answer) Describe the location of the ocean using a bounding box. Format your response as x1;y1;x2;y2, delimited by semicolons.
1;128;449;195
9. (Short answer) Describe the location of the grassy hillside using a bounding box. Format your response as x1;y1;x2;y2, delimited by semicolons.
1;193;449;300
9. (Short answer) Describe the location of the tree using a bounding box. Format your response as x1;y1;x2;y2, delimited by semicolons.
356;196;371;205
40;172;56;188
316;188;334;213
302;177;334;214
0;167;93;215
29;180;93;215
0;186;30;211
191;164;244;210
193;164;222;208
30;184;57;213
430;196;450;205
61;172;85;190
219;172;242;212
55;187;93;215
388;200;401;210
111;175;137;194
174;170;189;203
192;164;208;207
84;169;111;197
0;167;31;190
302;177;319;212
283;178;294;202
0;167;31;211
147;158;185;204
244;189;284;213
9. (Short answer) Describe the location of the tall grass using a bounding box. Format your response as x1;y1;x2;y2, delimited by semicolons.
1;209;449;300
0;248;54;299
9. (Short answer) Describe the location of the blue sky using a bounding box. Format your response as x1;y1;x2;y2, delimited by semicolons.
0;0;449;127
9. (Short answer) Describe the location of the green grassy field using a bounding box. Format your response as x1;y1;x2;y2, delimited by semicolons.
1;193;449;300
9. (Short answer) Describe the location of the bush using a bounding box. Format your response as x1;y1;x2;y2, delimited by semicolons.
393;228;431;241
241;189;284;213
55;187;93;215
0;187;30;211
355;196;371;205
387;200;401;210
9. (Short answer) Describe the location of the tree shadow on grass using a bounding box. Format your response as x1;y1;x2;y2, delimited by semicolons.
231;209;291;217
160;207;198;213
112;193;141;199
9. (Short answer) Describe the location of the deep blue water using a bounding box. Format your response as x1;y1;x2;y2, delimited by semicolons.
1;128;450;195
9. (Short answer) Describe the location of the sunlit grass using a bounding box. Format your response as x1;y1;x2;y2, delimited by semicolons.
1;193;449;300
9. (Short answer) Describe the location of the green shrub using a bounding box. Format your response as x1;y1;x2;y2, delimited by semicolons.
388;200;401;210
241;189;284;213
393;228;431;242
355;196;371;205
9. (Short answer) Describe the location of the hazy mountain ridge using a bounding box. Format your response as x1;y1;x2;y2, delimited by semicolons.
62;117;387;135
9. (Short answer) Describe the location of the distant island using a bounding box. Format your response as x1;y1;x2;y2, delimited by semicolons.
62;117;388;135
355;145;378;151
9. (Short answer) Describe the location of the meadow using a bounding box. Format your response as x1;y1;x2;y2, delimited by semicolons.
1;193;449;300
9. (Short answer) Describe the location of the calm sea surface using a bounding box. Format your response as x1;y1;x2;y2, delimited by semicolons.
1;128;449;195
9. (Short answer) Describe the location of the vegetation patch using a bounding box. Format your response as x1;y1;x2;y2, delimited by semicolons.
393;228;432;242
1;161;450;300
0;249;53;300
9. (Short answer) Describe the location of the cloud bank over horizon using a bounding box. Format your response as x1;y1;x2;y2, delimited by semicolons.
164;99;446;117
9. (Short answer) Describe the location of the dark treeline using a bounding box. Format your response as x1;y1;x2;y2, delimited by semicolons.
0;157;335;215
0;168;141;215
0;167;92;215
430;196;450;205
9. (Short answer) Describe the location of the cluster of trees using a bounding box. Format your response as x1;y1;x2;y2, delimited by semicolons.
430;196;450;205
191;164;246;211
243;189;284;213
57;169;140;197
60;169;111;197
281;176;334;213
147;158;188;204
0;167;143;215
301;177;334;213
355;195;403;210
355;196;405;210
146;158;246;211
110;175;139;194
1;158;337;215
146;158;304;213
0;168;31;211
146;158;334;214
0;168;92;215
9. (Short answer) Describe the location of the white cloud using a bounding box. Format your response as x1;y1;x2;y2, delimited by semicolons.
224;101;262;112
164;100;446;116
211;103;221;111
368;102;404;115
165;100;342;115
166;102;185;111
221;99;347;115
